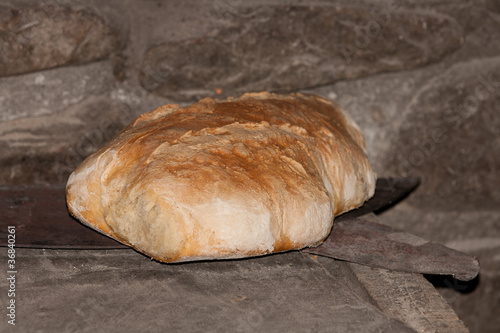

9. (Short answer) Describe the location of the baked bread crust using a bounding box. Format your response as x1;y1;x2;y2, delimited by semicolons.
66;92;376;263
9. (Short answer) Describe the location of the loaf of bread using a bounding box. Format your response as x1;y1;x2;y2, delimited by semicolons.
66;92;376;263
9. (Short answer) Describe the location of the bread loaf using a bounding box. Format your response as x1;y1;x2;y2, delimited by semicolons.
66;92;376;263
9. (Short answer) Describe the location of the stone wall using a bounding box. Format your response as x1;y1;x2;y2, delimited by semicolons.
1;0;499;332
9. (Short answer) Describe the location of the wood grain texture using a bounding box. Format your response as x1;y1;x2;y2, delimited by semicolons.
350;263;469;333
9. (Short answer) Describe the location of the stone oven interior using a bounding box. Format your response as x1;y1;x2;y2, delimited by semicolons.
1;0;499;332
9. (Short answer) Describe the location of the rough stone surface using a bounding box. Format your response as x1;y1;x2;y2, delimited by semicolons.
0;61;169;184
384;58;500;211
0;3;116;76
0;249;468;332
0;61;114;122
140;5;463;101
0;96;132;184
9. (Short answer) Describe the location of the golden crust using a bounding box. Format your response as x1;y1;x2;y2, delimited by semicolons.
66;92;376;263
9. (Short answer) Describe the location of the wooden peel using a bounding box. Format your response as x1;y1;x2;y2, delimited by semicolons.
0;178;479;281
303;213;480;282
0;184;126;249
303;177;479;281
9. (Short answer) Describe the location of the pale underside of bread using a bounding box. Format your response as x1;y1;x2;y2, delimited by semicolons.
66;92;376;263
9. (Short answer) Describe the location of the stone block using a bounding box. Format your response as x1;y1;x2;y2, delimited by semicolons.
384;58;500;211
140;5;464;101
0;60;170;184
0;3;116;76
